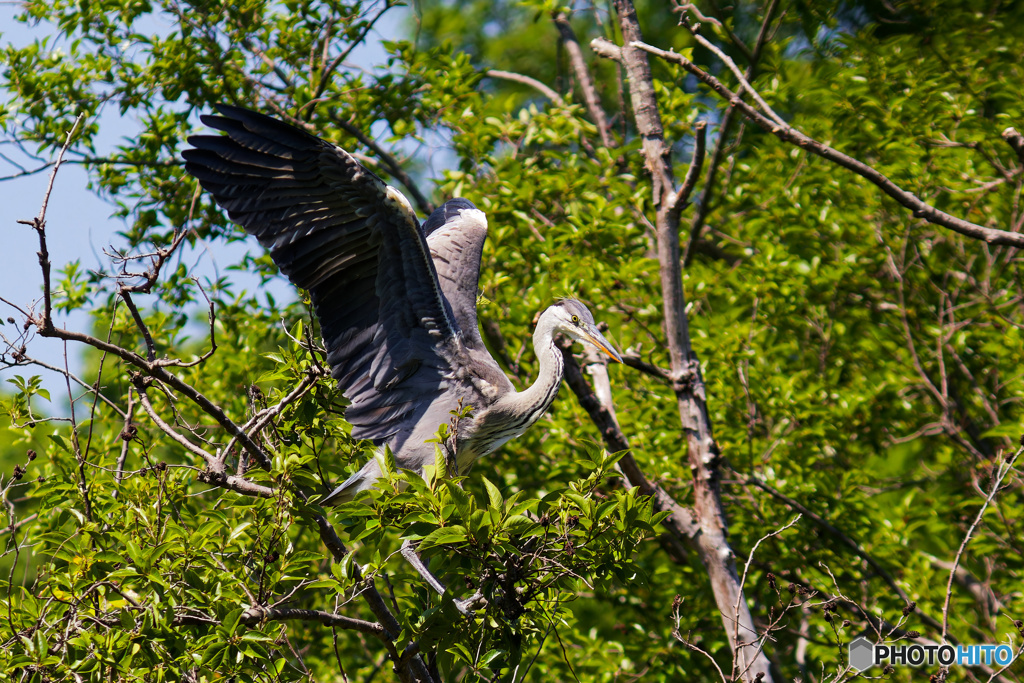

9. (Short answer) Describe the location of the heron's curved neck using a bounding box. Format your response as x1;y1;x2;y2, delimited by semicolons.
469;310;564;457
515;312;564;426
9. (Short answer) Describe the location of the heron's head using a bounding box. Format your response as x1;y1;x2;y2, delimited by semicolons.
549;299;623;363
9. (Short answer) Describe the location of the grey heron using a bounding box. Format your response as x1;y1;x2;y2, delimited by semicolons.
183;105;622;504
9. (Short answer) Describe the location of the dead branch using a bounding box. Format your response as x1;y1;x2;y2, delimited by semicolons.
594;2;773;679
559;342;700;541
15;114;84;330
553;13;613;147
1002;127;1024;165
941;445;1022;640
485;70;565;107
634;41;1024;248
239;606;387;637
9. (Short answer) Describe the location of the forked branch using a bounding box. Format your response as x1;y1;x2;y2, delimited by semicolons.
590;3;775;679
634;40;1024;248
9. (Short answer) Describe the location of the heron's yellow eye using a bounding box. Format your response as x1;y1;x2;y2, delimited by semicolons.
571;315;580;324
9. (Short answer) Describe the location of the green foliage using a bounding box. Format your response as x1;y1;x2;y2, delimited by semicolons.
2;0;1024;681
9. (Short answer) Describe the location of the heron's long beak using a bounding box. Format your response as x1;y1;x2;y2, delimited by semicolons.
582;326;623;363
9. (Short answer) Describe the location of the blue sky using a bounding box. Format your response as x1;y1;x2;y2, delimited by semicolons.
0;3;413;407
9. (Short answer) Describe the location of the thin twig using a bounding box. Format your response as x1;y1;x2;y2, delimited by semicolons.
305;4;395;116
681;0;779;267
485;70;566;107
635;41;1024;248
223;367;323;460
161;277;218;368
133;379;216;466
15;114;85;332
731;514;801;681
941;445;1022;640
120;290;157;362
10;354;127;418
666;121;707;221
685;29;786;129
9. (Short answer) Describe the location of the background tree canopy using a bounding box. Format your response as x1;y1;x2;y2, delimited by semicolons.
1;0;1023;681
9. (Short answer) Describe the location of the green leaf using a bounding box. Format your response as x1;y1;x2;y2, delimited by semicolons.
419;525;469;549
482;476;503;514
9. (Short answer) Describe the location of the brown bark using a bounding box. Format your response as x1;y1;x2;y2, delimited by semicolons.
603;2;775;680
553;12;614;148
635;41;1024;249
682;0;780;267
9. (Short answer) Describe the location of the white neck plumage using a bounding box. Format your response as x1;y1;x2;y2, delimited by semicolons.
472;306;565;457
515;307;565;426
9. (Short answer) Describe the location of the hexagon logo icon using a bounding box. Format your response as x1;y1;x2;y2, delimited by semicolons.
849;636;876;671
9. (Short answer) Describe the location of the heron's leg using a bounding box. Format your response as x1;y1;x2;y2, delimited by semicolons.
400;539;486;615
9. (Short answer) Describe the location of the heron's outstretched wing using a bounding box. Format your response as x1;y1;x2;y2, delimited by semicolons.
183;104;458;443
423;198;514;396
422;199;488;351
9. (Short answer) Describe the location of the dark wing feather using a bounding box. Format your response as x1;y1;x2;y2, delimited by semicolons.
183;104;459;443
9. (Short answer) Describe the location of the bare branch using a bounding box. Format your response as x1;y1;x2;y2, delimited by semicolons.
1002;127;1024;165
485;70;565;107
620;351;671;381
133;377;217;467
673;2;754;64
9;353;127;418
304;4;396;117
685;28;785;129
161;276;218;368
558;343;700;542
635;41;1024;248
743;470;948;636
29;320;272;469
942;445;1022;640
666;120;707;221
590;37;623;63
239;606;386;638
326;113;435;216
732;514;800;681
682;0;780;267
114;206;193;295
16;114;85;333
587;4;774;679
224;367;324;459
553;13;613;147
671;597;729;683
120;290;157;362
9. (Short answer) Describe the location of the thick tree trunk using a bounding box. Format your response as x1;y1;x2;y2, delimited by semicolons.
608;2;775;680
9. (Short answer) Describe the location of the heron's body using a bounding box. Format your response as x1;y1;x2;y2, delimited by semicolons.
183;106;620;503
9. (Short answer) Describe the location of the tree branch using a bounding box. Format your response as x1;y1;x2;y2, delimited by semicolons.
485;70;565;107
667;121;707;222
941;445;1022;641
681;0;780;266
553;13;613;148
15;114;84;332
635;41;1024;248
559;343;699;543
1003;127;1024;166
327;113;435;216
741;471;948;637
594;4;774;679
239;605;387;638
